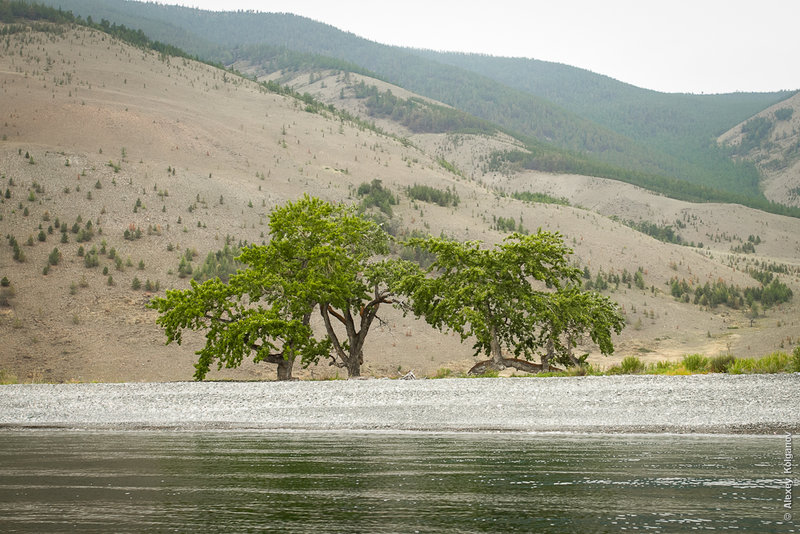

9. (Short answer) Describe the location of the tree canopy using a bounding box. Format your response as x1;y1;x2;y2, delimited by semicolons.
397;232;625;373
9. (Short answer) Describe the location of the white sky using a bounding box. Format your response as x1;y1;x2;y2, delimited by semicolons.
157;0;798;94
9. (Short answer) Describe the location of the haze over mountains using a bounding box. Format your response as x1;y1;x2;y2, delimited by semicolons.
1;2;799;382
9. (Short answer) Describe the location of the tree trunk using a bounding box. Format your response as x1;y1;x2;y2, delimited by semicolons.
489;323;504;368
345;350;362;378
541;338;554;372
276;356;294;381
468;357;553;375
264;352;296;381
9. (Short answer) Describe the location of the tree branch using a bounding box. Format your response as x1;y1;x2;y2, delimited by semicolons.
320;305;347;364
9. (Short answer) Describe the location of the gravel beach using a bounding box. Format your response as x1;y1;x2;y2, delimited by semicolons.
1;374;798;434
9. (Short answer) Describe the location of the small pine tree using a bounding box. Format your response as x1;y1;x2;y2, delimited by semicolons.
48;247;61;266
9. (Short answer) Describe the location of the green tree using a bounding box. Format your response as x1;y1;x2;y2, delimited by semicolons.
149;244;329;380
48;247;61;266
149;195;416;379
398;231;624;373
268;195;415;377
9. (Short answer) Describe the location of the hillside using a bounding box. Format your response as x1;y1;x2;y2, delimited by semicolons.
30;0;797;205
1;22;800;384
719;92;800;207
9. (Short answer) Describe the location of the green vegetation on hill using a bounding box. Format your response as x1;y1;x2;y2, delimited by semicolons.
352;81;496;135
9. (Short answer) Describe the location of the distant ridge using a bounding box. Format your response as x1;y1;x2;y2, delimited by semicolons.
26;0;799;208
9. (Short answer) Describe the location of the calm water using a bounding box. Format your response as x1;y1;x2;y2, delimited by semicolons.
0;431;795;533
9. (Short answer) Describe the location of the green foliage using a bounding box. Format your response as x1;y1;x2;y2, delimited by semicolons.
728;352;793;374
356;179;397;216
670;275;793;310
192;240;243;283
352;81;496;135
405;184;459;207
511;191;570;206
735;116;774;154
774;108;794;121
397;231;624;368
619;356;645;374
792;346;800;373
681;354;709;372
708;354;735;373
83;248;99;268
622;219;684;245
47;247;61;266
492;215;526;234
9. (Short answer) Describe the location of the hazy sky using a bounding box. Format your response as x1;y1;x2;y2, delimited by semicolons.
157;0;798;94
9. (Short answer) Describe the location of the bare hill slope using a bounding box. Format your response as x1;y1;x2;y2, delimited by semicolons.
719;92;800;207
1;25;799;383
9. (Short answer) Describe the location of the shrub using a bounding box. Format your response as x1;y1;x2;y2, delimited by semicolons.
792;346;800;373
620;356;644;374
131;277;142;290
755;352;790;373
682;354;709;372
729;352;790;374
709;354;735;373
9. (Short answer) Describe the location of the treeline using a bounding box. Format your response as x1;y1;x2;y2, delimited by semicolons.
488;148;800;218
622;220;684;245
0;0;74;23
0;0;192;60
352;82;496;135
510;191;570;206
414;50;792;198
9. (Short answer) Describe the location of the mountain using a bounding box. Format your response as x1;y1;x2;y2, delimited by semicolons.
1;12;800;384
30;0;797;206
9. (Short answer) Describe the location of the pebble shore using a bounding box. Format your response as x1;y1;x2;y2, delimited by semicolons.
1;374;798;434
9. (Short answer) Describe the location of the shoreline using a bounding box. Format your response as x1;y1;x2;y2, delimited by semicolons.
1;374;798;435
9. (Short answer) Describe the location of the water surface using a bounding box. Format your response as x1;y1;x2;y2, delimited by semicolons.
0;431;795;532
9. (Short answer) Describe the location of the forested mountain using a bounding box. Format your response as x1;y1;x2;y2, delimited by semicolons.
412;51;794;197
30;0;797;204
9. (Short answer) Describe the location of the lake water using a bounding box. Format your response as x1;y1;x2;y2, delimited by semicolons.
0;431;795;533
